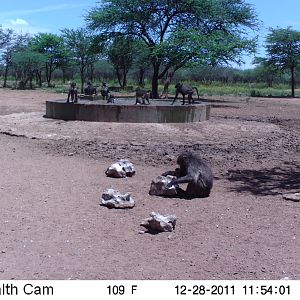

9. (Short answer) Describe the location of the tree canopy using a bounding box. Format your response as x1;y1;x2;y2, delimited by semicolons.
86;0;258;97
0;26;13;49
264;27;300;97
12;49;46;89
107;36;135;88
30;33;67;87
61;28;97;93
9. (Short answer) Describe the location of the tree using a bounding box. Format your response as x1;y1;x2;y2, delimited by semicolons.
12;50;46;89
1;26;15;87
1;32;30;87
107;36;135;88
264;27;300;97
93;59;114;82
252;57;281;87
1;28;16;87
30;33;67;87
86;0;258;98
61;28;97;93
0;26;13;49
132;41;151;87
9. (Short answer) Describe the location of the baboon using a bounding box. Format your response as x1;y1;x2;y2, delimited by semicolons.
171;83;200;105
107;93;116;104
84;81;97;95
135;88;151;105
100;82;110;100
67;82;78;103
164;151;213;199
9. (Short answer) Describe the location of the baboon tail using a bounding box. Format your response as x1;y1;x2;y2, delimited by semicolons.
193;87;200;100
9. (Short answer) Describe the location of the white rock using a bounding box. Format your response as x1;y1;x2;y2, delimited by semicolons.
101;188;135;209
105;159;136;178
149;175;178;196
282;193;300;202
140;212;177;232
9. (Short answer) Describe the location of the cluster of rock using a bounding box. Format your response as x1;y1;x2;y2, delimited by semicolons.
101;159;177;233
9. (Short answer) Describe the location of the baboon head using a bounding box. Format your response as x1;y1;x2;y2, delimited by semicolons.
177;151;192;168
175;83;183;89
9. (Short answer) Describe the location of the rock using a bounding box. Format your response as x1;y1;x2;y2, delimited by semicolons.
282;193;300;202
140;212;177;232
149;175;178;196
101;189;135;209
105;159;136;178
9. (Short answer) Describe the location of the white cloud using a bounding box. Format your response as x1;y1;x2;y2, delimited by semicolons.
10;18;29;26
2;18;50;35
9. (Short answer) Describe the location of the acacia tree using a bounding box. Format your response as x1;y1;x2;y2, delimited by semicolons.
128;39;152;87
61;28;96;93
264;27;300;97
30;33;67;87
1;26;15;87
252;57;281;87
1;32;30;87
12;50;46;89
0;26;12;49
107;36;135;88
86;0;258;98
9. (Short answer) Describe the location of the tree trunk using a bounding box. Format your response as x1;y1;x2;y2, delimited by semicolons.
138;67;145;87
291;66;295;97
116;68;122;87
46;64;50;87
3;65;9;88
36;70;42;87
80;71;84;94
122;68;127;88
79;68;83;93
47;64;54;87
62;68;66;84
151;65;160;99
29;75;33;89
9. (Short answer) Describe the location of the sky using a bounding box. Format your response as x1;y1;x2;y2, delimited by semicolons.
0;0;97;34
1;0;300;68
246;0;300;63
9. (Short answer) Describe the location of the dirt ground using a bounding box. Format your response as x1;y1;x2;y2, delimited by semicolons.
0;89;299;280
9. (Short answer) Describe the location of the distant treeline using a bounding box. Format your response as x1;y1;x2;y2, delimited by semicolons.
1;58;298;88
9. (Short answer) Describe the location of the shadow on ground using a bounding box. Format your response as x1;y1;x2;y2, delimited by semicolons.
226;162;300;196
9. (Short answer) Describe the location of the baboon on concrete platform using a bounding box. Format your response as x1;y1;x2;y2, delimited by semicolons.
164;151;213;199
67;82;78;103
84;81;97;95
172;83;200;105
107;93;116;104
100;82;110;100
135;88;151;105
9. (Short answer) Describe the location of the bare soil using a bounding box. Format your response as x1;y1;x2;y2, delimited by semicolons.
0;89;299;280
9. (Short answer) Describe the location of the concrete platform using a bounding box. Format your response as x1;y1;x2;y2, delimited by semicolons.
78;94;103;100
45;99;210;123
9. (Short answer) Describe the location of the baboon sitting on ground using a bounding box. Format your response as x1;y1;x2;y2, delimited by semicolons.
163;151;213;199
